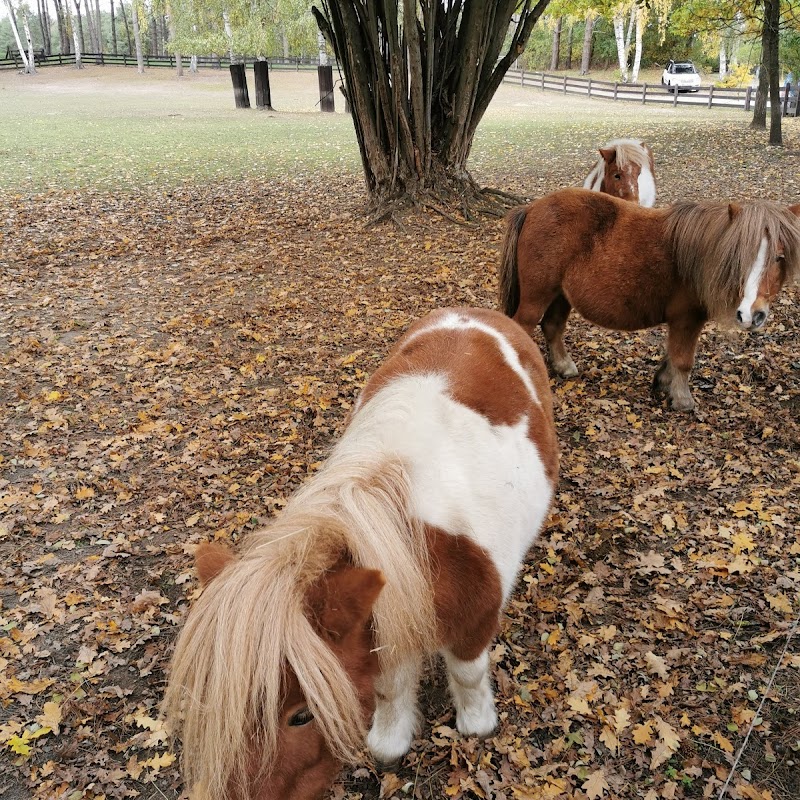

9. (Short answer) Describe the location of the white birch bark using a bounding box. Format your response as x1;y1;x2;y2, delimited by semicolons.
4;0;32;72
69;0;82;67
317;30;327;66
131;0;144;72
631;9;644;83
223;9;233;61
190;54;197;72
719;41;728;78
613;12;628;83
21;10;37;72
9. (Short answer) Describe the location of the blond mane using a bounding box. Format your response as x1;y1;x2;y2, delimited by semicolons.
163;399;438;798
608;139;651;170
666;200;800;320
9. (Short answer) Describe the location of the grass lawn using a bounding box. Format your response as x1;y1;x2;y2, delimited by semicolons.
0;63;783;193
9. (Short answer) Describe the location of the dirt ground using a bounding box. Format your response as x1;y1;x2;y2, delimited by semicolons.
1;74;799;800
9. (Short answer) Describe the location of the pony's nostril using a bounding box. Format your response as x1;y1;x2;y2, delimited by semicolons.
736;310;744;324
753;311;767;327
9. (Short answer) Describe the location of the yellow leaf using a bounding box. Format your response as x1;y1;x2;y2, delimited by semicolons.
633;720;654;745
7;734;31;756
644;651;670;680
36;702;62;735
567;694;591;715
731;531;756;554
74;486;95;501
185;513;200;528
45;391;62;402
599;725;619;755
614;705;631;734
766;592;793;615
583;768;610;799
712;731;734;753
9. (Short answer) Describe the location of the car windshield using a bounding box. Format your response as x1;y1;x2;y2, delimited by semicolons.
675;64;696;74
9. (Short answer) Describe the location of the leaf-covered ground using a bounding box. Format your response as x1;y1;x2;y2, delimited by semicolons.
2;99;800;800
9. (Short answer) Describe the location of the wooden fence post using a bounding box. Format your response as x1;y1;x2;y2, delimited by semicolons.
541;71;545;90
587;77;591;97
254;60;273;109
708;86;714;109
520;68;524;85
642;83;647;103
783;81;790;116
563;75;567;93
229;63;251;108
318;64;335;112
745;86;752;112
613;82;618;100
673;86;678;107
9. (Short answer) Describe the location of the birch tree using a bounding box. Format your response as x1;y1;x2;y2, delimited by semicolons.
132;0;144;71
69;0;83;66
4;0;33;72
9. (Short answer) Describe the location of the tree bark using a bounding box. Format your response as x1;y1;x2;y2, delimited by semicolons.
131;0;143;72
550;16;561;71
312;0;551;214
110;0;117;54
83;0;97;53
94;0;102;52
21;9;37;71
119;0;132;54
4;0;32;72
565;22;573;70
73;0;85;54
719;41;727;79
631;8;644;83
580;13;595;75
254;59;272;108
613;11;628;82
765;0;782;145
54;0;68;54
69;0;82;66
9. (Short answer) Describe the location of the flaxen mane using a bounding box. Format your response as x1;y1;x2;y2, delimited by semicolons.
666;200;800;320
163;400;438;799
609;139;651;169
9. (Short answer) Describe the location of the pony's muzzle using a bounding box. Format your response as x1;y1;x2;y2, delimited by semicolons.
736;309;768;330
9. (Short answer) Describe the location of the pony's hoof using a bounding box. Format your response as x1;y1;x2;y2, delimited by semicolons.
670;396;696;412
374;756;403;773
554;359;579;378
456;704;498;740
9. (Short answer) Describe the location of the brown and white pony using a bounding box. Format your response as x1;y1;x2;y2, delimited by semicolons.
499;188;800;411
163;308;559;800
583;138;656;207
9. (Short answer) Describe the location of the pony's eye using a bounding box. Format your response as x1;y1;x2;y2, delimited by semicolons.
288;708;314;727
775;254;785;261
613;173;622;180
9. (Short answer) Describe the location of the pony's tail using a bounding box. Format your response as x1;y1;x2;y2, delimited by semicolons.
498;206;528;318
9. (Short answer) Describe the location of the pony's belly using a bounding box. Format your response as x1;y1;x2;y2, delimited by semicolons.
565;279;666;331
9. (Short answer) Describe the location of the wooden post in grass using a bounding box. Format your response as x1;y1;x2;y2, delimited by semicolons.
230;63;250;108
254;60;273;109
318;64;334;112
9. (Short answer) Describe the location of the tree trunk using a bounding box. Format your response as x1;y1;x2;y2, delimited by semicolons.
765;0;782;145
54;0;69;54
131;0;143;72
580;13;595;75
94;0;102;52
317;29;327;66
119;0;131;54
149;15;158;57
312;0;551;215
631;9;644;83
4;0;32;72
83;0;97;53
565;22;573;70
613;12;628;82
37;0;50;55
21;9;37;71
69;0;82;66
282;29;289;60
550;16;561;71
190;54;197;72
110;0;117;54
74;0;85;53
229;63;250;108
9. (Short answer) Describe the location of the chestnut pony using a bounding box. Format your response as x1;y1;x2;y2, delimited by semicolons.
163;308;559;800
583;138;656;207
499;188;800;411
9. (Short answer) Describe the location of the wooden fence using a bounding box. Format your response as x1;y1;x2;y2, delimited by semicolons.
502;68;800;116
0;52;327;71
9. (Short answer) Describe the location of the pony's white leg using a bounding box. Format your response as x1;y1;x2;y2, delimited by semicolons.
443;648;497;738
366;659;421;766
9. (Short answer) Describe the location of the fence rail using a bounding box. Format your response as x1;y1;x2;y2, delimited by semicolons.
0;52;330;71
502;68;800;116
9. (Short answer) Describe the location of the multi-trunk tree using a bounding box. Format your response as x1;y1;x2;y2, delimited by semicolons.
311;1;551;221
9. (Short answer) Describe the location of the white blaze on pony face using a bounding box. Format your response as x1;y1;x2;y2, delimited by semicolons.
637;166;656;208
736;236;769;330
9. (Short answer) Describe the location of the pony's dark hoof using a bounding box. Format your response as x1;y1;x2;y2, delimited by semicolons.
374;757;403;773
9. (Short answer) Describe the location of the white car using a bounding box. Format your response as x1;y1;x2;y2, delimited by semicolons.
662;60;701;92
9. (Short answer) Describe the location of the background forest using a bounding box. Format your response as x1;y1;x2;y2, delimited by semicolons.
3;0;800;86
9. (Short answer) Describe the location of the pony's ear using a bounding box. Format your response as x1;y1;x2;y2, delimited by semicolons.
728;202;742;220
599;147;616;164
195;541;235;585
307;566;385;642
788;203;800;218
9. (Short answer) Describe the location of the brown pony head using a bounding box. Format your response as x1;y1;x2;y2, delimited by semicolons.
597;141;651;203
666;199;800;323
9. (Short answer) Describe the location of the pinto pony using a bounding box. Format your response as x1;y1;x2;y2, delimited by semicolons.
163;308;559;800
583;138;657;207
499;188;800;411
